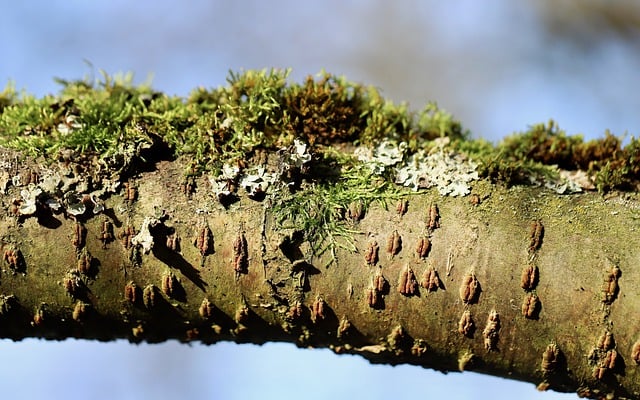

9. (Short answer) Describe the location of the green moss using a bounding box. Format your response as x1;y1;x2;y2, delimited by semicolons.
501;120;579;169
494;120;640;192
0;69;465;168
0;69;637;193
0;81;17;114
4;68;640;269
0;72;156;158
273;155;404;263
284;72;365;145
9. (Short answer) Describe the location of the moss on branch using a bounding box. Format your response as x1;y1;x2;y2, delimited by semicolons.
1;68;638;191
2;69;640;399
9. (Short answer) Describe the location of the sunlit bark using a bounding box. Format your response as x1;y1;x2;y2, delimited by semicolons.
1;150;639;399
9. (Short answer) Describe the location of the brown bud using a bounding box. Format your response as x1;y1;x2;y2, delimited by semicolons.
373;269;388;293
386;230;402;256
631;340;640;365
541;343;560;374
520;264;538;291
529;220;544;252
77;249;92;275
199;298;214;320
427;203;440;230
72;301;90;322
459;272;480;304
311;296;326;323
397;265;418;296
72;223;87;250
100;219;114;248
415;237;431;259
124;281;139;304
123;182;137;203
63;269;83;298
166;233;180;252
396;199;408;216
458;310;474;338
420;266;441;292
521;293;540;319
143;284;158;309
161;272;178;298
288;301;304;320
347;200;364;221
482;310;500;351
363;240;379;266
194;224;213;256
233;233;248;273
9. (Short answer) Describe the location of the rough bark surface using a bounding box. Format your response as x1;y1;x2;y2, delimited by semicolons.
1;153;640;399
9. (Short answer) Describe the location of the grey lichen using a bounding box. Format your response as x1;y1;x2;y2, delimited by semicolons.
356;137;479;196
395;142;479;196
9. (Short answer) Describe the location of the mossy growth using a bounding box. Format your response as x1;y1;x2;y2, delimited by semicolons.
492;120;640;192
0;69;639;224
0;68;471;261
2;68;640;263
272;155;404;261
0;69;468;171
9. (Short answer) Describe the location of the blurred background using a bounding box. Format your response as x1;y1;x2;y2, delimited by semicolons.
1;1;639;399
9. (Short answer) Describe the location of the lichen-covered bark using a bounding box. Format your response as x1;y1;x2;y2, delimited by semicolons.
2;154;640;399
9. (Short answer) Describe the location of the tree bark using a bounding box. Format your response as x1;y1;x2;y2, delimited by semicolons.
0;149;639;399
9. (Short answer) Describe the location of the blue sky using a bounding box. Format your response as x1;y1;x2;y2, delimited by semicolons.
2;1;638;399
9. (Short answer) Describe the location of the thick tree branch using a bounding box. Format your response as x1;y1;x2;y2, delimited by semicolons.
0;70;639;399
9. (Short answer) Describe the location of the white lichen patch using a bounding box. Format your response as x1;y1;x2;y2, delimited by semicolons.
221;163;240;181
239;166;277;197
209;179;233;199
288;139;312;169
395;149;478;196
0;171;10;194
90;195;105;214
355;138;478;196
355;139;407;174
208;163;241;199
45;198;62;212
56;114;83;135
130;217;159;254
19;186;42;215
556;169;593;192
38;171;62;194
0;157;110;219
63;192;86;216
528;168;589;194
279;139;314;188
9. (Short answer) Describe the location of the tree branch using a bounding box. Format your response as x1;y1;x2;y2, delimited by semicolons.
0;70;638;399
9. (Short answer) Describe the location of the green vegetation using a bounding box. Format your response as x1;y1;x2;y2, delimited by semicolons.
496;120;640;192
2;68;639;262
0;68;638;194
273;156;404;263
0;69;465;169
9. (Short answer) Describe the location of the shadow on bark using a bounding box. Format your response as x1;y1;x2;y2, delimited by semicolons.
151;227;207;291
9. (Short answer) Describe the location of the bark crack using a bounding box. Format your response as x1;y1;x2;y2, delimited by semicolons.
260;201;269;280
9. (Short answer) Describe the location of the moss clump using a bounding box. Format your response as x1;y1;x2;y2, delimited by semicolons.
496;120;640;192
0;69;467;172
0;72;158;159
283;73;369;145
4;68;640;269
272;156;404;261
0;69;638;193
